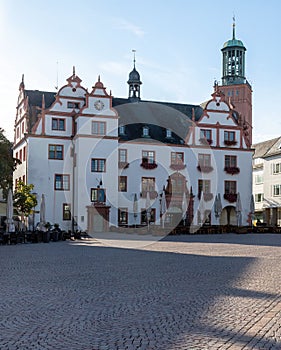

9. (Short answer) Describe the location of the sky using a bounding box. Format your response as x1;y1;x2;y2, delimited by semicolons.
0;0;281;143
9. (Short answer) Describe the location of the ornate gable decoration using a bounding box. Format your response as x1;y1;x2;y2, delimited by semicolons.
81;76;117;117
198;89;237;126
89;76;110;97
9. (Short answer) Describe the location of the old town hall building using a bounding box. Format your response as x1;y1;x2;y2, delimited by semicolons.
13;23;253;233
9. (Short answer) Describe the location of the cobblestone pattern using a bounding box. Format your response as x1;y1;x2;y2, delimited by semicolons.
0;233;281;349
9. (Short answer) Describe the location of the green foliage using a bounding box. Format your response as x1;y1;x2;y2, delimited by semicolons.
0;128;20;198
14;181;37;218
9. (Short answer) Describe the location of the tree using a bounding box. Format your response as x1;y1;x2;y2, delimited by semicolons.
14;181;37;223
0;128;20;198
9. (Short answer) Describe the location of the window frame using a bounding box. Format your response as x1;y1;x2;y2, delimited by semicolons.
118;208;128;225
48;144;64;160
273;184;281;197
52;118;65;131
118;176;127;192
198;153;211;167
200;129;212;141
91;188;106;202
171;152;184;164
141;177;155;192
224;131;236;142
224;180;237;194
63;203;71;221
54;174;70;191
118;149;127;163
225;155;237;167
142;150;155;164
92;121;106;135
91;158;106;172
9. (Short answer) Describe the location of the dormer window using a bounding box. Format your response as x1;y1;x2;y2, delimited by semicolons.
119;125;126;135
142;126;150;137
166;129;172;138
67;101;80;109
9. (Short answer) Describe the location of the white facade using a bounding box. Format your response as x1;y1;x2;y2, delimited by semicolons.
13;72;253;232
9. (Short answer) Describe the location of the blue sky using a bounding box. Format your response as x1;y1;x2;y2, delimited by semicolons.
1;0;280;143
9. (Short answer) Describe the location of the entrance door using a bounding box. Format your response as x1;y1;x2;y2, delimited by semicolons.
93;213;104;232
87;204;110;234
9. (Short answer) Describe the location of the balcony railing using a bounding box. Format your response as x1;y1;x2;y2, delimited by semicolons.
197;165;213;173
140;190;158;199
170;163;186;171
140;162;158;170
224;193;237;203
224;140;237;146
224;166;240;175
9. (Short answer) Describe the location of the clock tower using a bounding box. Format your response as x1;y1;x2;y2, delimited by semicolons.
218;19;252;145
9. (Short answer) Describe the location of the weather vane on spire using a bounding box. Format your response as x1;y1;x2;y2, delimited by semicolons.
132;49;136;68
232;14;236;40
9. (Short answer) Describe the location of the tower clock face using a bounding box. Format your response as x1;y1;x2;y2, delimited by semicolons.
94;99;104;111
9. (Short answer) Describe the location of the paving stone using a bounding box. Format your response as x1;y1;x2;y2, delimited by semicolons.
1;234;281;349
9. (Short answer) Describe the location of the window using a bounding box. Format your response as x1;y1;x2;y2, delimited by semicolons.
225;155;237;167
91;188;106;202
67;101;80;109
273;163;281;174
141;208;156;224
255;174;263;184
255;194;264;202
55;174;70;190
119;149;127;163
225;180;237;194
198;179;211;196
200;129;212;141
22;175;25;184
23;146;26;162
49;145;63;160
141;177;155;192
273;185;281;196
118;208;128;225
19;149;22;162
119;125;126;135
63;204;71;220
142;151;155;164
118;176;127;192
171;152;184;164
198;154;211;167
224;131;235;141
92;121;106;135
52;118;65;131
21;121;25;134
142;126;150;137
91;159;106;172
166;129;172;138
16;127;19;139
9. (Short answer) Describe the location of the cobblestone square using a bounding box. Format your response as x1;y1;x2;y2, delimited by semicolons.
1;233;281;349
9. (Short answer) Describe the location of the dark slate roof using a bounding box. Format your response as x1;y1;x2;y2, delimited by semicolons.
25;90;56;131
253;137;281;159
24;90;203;143
113;99;201;143
25;90;56;109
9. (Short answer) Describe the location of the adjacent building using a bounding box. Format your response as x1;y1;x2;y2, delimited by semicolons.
253;137;281;226
13;23;254;233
